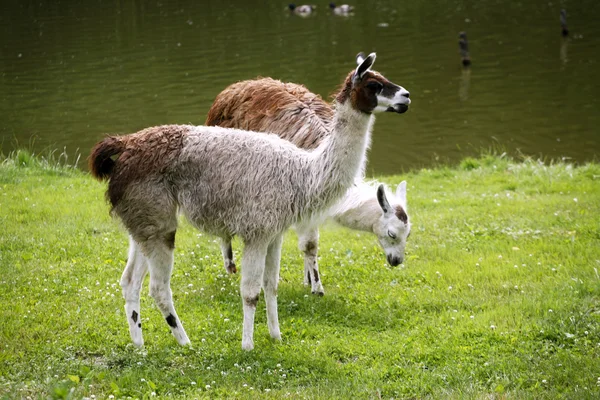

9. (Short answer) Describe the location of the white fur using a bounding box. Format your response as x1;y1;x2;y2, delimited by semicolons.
304;180;410;291
331;181;409;248
98;54;410;349
120;236;148;347
220;180;411;295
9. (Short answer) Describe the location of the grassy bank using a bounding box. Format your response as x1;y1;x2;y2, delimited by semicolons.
1;152;599;399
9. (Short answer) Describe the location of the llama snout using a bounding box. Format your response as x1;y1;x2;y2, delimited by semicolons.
387;254;403;266
383;87;411;114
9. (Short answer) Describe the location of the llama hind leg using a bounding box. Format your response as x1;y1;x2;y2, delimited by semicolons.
240;241;268;351
297;224;324;295
263;234;283;341
143;233;191;346
120;236;148;347
219;237;236;274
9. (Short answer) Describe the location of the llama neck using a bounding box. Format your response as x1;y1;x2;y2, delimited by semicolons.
330;183;382;232
304;102;374;215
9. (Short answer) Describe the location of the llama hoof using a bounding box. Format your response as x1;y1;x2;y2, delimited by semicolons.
129;326;144;347
172;329;191;346
242;340;254;351
269;329;282;341
175;336;191;346
312;283;325;296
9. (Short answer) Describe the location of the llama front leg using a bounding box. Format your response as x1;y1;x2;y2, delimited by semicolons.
120;236;148;347
240;241;268;350
263;234;283;341
296;224;324;295
219;237;236;274
143;233;191;346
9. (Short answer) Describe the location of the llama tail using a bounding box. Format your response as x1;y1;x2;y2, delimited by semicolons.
88;136;126;181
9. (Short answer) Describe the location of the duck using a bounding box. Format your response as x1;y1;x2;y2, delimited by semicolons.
288;4;316;15
329;3;354;15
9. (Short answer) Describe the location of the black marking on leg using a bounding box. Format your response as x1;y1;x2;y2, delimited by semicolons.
138;323;142;328
304;241;317;254
244;295;259;308
166;314;178;328
307;271;312;284
164;231;176;249
131;310;138;323
313;269;320;283
226;243;233;261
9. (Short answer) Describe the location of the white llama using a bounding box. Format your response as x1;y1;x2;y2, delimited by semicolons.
89;53;410;350
206;68;411;295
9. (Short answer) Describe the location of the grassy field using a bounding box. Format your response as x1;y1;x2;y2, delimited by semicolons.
0;151;599;399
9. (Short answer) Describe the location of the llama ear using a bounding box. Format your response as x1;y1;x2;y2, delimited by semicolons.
356;52;366;66
354;52;376;82
377;184;392;215
396;181;407;207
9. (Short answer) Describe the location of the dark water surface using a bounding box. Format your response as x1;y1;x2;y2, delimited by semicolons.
1;0;599;175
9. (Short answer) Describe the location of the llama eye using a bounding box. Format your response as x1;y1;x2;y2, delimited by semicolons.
367;81;383;93
387;231;397;239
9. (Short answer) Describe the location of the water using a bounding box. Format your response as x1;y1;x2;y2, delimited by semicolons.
1;0;599;175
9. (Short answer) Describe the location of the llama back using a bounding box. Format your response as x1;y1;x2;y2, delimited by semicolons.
90;124;323;240
205;78;333;150
174;127;321;239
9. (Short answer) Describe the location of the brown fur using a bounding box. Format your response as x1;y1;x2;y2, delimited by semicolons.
206;77;333;150
304;241;317;254
334;71;355;107
334;70;397;114
244;295;259;308
89;125;191;208
395;205;408;224
206;65;401;151
164;231;176;249
88;136;126;181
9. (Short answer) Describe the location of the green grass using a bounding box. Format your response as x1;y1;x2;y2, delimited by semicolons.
1;152;599;399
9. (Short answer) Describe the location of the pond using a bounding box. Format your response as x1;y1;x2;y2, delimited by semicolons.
1;0;599;175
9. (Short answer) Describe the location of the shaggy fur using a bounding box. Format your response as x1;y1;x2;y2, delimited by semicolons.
206;64;411;294
90;53;410;350
206;77;333;150
92;120;371;241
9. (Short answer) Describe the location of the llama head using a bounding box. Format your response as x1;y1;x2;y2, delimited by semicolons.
335;52;411;114
373;182;411;266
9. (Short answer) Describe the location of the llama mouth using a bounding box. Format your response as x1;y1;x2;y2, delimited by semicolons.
387;104;409;114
